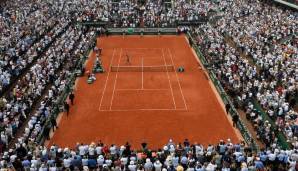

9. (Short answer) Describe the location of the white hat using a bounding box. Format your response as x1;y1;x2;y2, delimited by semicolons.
241;162;247;168
83;166;89;171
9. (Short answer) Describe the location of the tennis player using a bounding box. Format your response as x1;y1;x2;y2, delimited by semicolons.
126;54;130;65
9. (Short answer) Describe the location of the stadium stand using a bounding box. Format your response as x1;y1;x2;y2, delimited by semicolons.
0;0;297;170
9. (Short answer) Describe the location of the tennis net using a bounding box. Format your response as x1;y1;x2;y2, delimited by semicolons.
110;65;175;72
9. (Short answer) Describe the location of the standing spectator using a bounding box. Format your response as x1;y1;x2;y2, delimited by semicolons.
144;158;153;171
128;161;137;171
69;92;75;105
43;125;51;140
232;114;239;127
154;160;162;171
225;103;231;114
50;116;58;131
64;101;70;116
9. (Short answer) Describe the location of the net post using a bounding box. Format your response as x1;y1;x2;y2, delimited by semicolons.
140;30;144;37
158;29;161;37
122;29;125;39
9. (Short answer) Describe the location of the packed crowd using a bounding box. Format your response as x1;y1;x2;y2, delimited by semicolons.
74;0;213;27
0;0;67;94
191;23;278;147
0;24;95;150
2;139;298;170
0;0;297;170
0;0;96;153
190;0;297;148
220;0;297;136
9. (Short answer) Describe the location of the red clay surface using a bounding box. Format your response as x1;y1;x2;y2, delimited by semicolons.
49;35;241;149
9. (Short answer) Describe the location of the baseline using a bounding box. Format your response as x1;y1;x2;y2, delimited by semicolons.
122;48;163;50
116;88;168;91
98;108;187;112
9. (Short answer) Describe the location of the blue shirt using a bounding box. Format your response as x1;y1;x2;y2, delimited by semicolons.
181;156;188;164
88;159;97;168
255;161;264;169
277;153;286;162
219;144;226;153
234;144;241;151
260;153;268;162
237;155;245;163
22;160;31;167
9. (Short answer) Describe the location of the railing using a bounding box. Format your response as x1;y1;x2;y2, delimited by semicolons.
186;32;260;151
273;0;298;9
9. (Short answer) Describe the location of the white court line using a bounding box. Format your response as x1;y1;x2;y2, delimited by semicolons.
145;56;166;58
98;49;116;110
110;48;123;110
167;48;188;110
99;108;187;112
116;88;168;91
162;48;176;109
110;64;173;67
122;48;162;50
141;57;144;89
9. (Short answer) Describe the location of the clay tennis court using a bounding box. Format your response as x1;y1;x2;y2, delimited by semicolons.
49;35;241;148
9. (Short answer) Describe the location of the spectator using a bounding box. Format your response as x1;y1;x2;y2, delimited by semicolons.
69;92;75;105
64;101;70;116
50;116;58;131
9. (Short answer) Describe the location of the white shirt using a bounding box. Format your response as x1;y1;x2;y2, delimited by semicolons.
88;147;95;155
79;145;85;156
63;158;71;168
